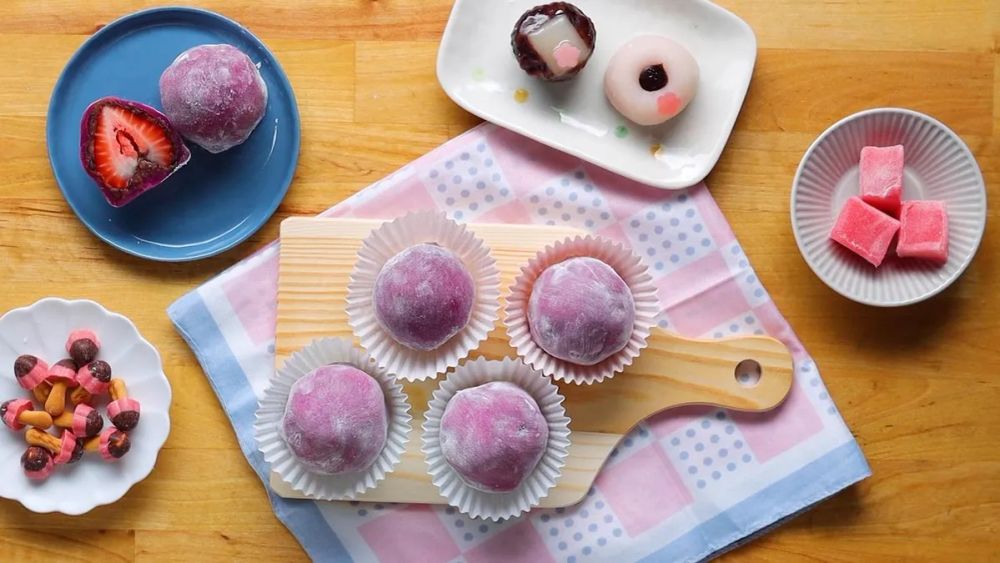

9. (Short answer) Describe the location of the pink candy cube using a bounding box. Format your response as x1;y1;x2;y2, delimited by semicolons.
830;197;900;267
897;200;949;262
860;145;904;216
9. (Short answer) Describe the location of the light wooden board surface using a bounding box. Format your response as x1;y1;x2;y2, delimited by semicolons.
0;0;998;560
270;217;793;505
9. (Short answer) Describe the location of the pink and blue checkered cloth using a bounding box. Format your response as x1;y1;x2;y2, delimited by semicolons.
169;124;869;562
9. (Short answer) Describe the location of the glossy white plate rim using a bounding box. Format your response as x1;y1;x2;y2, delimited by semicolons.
0;298;171;514
790;107;988;307
437;0;756;189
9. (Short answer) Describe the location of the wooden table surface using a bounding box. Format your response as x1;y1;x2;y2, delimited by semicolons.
0;1;997;561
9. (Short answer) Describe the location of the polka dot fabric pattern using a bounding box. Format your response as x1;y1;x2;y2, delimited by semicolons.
663;411;757;493
422;143;516;222
624;194;716;278
168;124;870;563
529;170;617;231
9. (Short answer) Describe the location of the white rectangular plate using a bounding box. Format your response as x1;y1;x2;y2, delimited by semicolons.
437;0;756;189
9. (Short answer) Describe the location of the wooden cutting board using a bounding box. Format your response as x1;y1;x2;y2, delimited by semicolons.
270;217;793;507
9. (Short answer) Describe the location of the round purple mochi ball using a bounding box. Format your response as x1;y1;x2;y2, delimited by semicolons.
528;256;635;366
159;44;268;154
280;364;388;475
440;382;548;492
373;243;475;351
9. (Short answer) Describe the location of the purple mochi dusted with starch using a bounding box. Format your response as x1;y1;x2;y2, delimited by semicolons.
280;364;388;475
373;243;475;351
159;44;268;154
440;382;548;492
528;256;635;366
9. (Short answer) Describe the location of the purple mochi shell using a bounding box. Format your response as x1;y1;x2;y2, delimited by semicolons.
159;44;269;154
79;96;192;208
439;381;548;492
373;243;476;351
528;256;635;366
280;364;388;475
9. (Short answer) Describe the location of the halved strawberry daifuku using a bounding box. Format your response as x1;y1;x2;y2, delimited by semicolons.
79;97;191;207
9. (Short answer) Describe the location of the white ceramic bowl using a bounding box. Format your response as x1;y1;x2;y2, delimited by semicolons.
791;108;987;307
437;0;756;189
0;298;171;514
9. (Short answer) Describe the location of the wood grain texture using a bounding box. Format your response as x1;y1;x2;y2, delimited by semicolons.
269;218;793;505
0;1;997;561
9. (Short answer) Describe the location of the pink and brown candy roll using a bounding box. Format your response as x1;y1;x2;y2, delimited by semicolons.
1;399;52;431
71;360;112;405
84;428;131;462
66;330;101;366
26;427;83;465
107;378;140;431
44;359;79;417
21;446;55;480
53;403;104;438
14;355;49;392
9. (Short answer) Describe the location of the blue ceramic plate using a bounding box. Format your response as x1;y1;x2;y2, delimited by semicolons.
46;7;300;261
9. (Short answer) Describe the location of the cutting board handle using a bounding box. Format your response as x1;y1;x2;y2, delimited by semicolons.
556;328;795;435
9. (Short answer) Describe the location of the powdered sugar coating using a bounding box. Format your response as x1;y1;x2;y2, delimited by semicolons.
439;381;548;493
897;200;949;262
159;44;268;153
860;145;904;216
280;364;388;475
528;256;635;365
373;243;475;351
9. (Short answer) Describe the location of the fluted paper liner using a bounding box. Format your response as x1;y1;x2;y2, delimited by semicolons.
505;235;662;384
347;211;501;381
422;357;570;520
254;338;411;500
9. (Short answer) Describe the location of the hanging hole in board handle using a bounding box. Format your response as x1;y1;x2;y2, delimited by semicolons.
735;359;762;388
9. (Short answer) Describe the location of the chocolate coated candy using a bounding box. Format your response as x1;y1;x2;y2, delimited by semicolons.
22;446;51;471
14;355;37;379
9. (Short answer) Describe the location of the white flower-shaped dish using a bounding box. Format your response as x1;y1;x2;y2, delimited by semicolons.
0;298;171;514
437;0;756;189
791;108;987;307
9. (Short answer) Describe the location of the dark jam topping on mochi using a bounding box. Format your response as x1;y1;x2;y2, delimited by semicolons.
639;64;668;91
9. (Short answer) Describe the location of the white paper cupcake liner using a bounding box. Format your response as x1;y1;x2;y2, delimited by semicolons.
422;357;571;520
347;211;501;381
254;338;411;500
505;235;662;384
